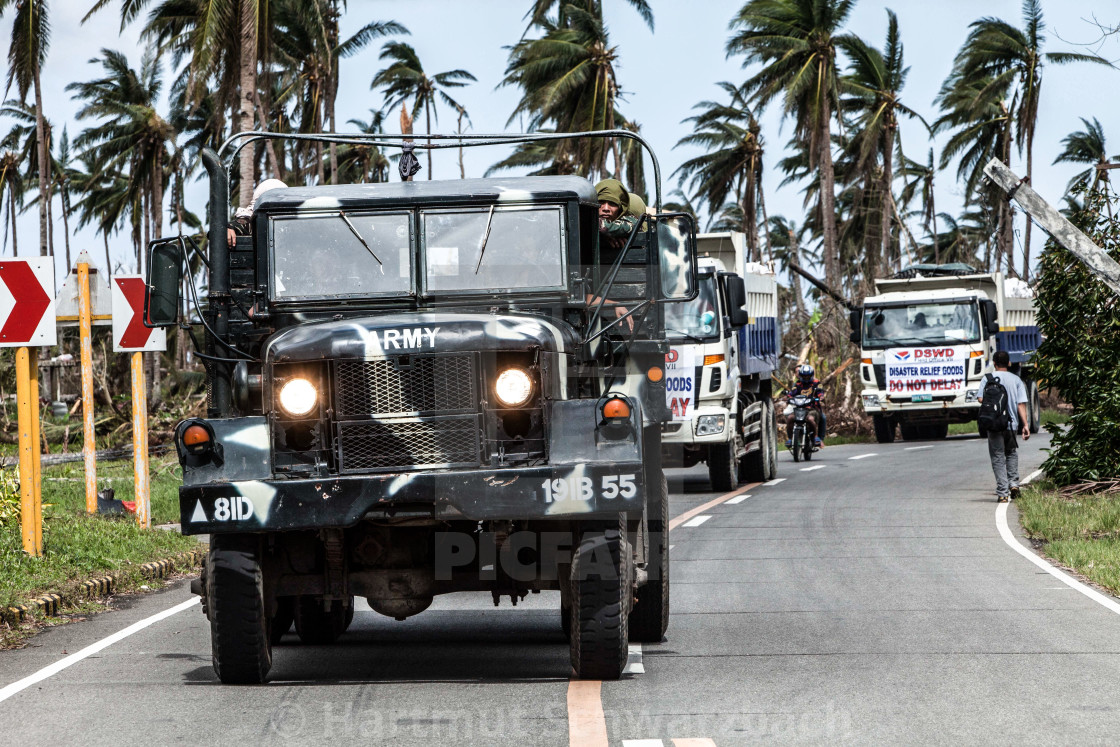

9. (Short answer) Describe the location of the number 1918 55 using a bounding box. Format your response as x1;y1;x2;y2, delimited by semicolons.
541;473;637;503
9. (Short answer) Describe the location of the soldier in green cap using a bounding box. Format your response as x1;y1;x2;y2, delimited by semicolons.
595;178;639;250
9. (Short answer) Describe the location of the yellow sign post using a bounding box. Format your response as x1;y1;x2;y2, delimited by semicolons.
130;351;150;528
78;259;97;513
15;347;43;556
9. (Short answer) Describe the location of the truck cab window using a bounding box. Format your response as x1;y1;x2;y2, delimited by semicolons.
271;212;413;300
422;206;565;292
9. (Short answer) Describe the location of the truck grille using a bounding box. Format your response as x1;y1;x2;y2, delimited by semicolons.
337;415;480;472
335;354;476;417
873;364;886;389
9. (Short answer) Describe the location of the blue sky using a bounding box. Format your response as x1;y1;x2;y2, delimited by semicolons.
4;0;1120;285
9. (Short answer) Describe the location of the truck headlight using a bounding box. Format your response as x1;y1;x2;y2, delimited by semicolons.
278;378;317;416
862;394;881;407
965;389;979;403
495;367;533;407
696;414;725;436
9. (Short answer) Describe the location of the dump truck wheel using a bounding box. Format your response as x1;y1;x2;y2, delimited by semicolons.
708;441;737;492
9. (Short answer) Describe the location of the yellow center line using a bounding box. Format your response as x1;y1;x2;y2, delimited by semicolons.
567;480;762;746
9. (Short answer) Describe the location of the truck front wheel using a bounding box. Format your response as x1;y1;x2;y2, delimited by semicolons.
873;414;895;444
708;441;738;492
570;518;632;680
207;535;272;684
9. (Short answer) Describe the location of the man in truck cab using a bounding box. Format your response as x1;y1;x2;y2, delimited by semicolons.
784;363;825;448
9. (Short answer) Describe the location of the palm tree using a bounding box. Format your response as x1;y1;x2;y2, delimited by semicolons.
0;0;51;256
1054;117;1116;194
0;142;23;255
934;69;1016;273
949;0;1110;278
727;0;854;292
335;109;391;184
522;0;653;33
674;81;766;260
68;47;175;272
767;214;817;319
898;148;939;263
838;10;923;282
372;41;475;179
501;4;631;179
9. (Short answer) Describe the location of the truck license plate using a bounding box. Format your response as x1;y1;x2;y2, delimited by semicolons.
911;394;932;402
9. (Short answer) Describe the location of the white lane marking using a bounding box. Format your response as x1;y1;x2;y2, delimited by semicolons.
905;445;934;451
848;453;877;460
763;478;786;486
1022;468;1044;485
996;503;1120;617
799;465;826;472
668;545;675;550
0;597;200;704
622;741;664;747
726;494;751;505
623;643;644;674
682;515;711;528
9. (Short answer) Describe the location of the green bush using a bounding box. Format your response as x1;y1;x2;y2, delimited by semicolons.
1034;187;1120;484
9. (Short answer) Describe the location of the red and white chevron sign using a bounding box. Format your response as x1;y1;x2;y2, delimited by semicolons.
0;258;56;347
111;275;166;352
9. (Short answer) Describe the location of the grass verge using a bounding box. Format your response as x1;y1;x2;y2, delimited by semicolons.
0;454;197;644
1017;481;1120;596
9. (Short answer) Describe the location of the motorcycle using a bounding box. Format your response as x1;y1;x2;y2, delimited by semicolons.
786;394;819;463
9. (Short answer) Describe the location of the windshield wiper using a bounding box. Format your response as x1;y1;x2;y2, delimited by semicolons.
666;327;705;343
338;210;384;274
474;204;496;274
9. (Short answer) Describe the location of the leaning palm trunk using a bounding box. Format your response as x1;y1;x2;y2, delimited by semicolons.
238;0;257;207
878;126;894;281
818;100;840;292
34;68;49;256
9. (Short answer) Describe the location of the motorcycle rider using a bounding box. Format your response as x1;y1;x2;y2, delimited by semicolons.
783;364;825;448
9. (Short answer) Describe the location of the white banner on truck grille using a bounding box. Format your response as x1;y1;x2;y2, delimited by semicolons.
665;345;696;420
885;347;967;399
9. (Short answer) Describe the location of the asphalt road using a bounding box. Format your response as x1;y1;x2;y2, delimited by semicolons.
4;430;1120;745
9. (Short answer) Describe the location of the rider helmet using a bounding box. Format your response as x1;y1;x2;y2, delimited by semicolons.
797;363;815;387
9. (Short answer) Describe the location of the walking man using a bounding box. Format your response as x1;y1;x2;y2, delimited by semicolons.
978;350;1030;502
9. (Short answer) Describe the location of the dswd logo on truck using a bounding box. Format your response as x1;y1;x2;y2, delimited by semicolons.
893;351;911;361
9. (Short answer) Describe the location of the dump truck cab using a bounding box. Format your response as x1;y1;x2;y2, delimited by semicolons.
144;134;697;684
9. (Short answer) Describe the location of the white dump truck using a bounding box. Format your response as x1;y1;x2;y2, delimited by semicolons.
851;265;1040;443
660;232;781;489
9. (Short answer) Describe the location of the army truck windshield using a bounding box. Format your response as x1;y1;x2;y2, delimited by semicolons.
143;131;698;685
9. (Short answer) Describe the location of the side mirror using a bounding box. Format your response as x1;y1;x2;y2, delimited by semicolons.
982;299;1000;334
724;276;749;326
145;237;185;327
654;213;699;301
848;307;863;344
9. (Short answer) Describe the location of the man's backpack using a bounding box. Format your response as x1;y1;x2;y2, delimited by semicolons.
978;374;1010;432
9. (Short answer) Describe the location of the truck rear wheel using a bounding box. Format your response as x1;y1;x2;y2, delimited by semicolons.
294;596;353;645
207;535;272;684
873;414;895;444
899;423;919;441
708;441;738;492
630;476;669;642
570;518;631;680
269;596;295;645
1028;380;1041;434
763;399;778;481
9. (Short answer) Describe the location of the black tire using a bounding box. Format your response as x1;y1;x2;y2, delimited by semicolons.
708;440;737;492
294;596;351;645
791;428;803;463
899;423;919;441
570;517;631;680
207;535;272;684
1028;380;1041;434
269;596;295;646
630;475;669;643
930;423;949;440
873;414;895;444
561;603;571;641
802;434;813;461
763;399;778;480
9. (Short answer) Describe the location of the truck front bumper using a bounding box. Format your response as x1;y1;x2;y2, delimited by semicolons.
860;389;980;422
660;404;733;445
180;461;646;535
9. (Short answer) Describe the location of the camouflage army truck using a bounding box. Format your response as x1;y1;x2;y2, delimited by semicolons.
143;132;697;684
